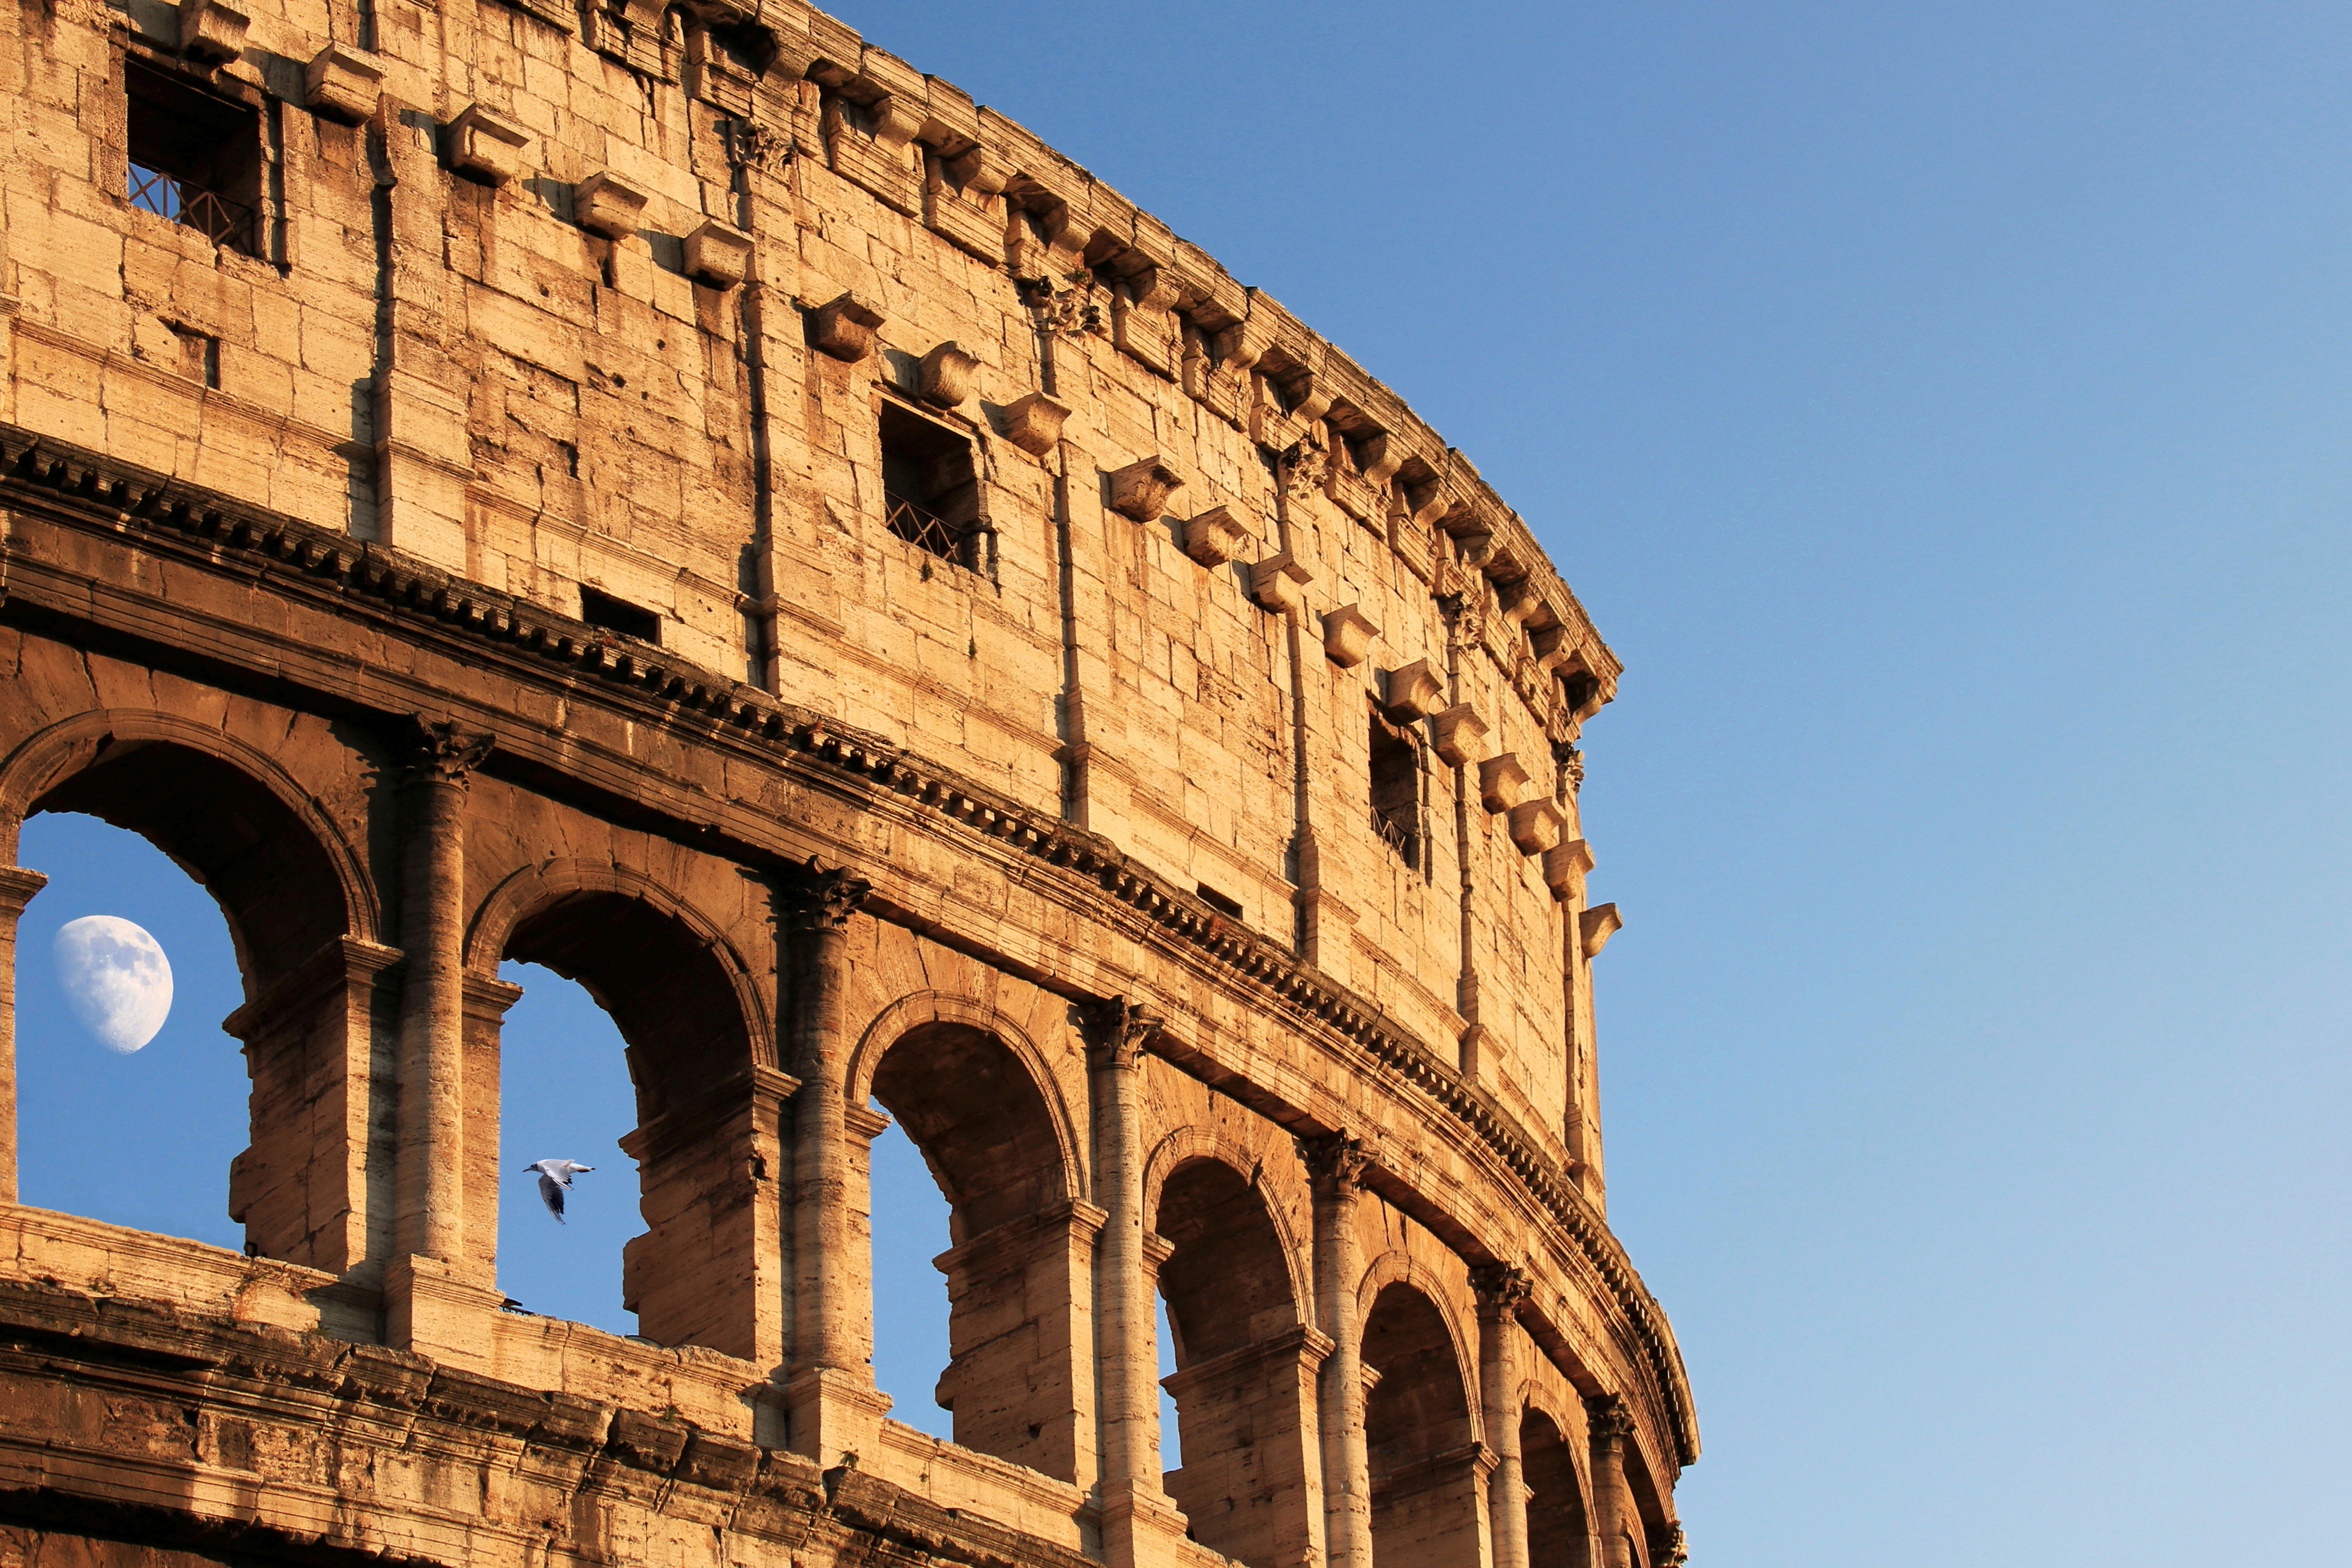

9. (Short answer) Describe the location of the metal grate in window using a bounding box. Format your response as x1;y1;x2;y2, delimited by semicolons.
886;491;963;564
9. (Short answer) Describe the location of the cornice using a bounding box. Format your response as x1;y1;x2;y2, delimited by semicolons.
0;423;1695;1466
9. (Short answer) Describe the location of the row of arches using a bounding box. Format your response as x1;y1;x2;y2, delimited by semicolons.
0;706;1665;1568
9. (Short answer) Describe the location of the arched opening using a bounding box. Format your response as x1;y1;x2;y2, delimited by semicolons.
867;1112;954;1440
866;1021;1082;1480
1521;1407;1592;1568
1362;1283;1483;1568
489;888;769;1356
13;740;364;1272
1153;1157;1316;1568
12;812;245;1249
492;960;637;1334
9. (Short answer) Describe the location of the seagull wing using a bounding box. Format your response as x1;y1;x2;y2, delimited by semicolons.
538;1171;567;1222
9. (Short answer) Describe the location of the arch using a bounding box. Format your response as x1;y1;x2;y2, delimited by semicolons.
467;858;773;1111
1141;1125;1309;1308
1357;1251;1480;1409
1520;1404;1594;1568
0;709;376;990
846;989;1080;1194
1152;1151;1317;1568
465;858;777;1358
1361;1279;1484;1568
860;1004;1087;1480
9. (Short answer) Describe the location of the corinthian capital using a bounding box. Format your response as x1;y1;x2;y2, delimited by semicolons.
402;715;494;788
1470;1261;1533;1318
785;858;871;933
1584;1391;1635;1447
1081;995;1161;1069
1297;1130;1372;1195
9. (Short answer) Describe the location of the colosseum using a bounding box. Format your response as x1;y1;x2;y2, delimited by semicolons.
0;0;1695;1565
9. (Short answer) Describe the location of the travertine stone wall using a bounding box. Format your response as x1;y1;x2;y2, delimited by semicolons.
0;0;1690;1566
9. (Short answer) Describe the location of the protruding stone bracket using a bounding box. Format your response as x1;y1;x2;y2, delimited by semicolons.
1321;604;1379;668
917;341;980;407
999;391;1069;456
1107;456;1183;521
1505;798;1563;857
1477;753;1529;814
305;44;384;122
683;220;753;287
1431;703;1488;767
1248;551;1313;616
1181;505;1250;568
810;292;885;363
447;104;531;185
1541;837;1594;902
177;0;249;64
1383;658;1445;722
1530;623;1576;673
1579;902;1622;958
575;171;650;239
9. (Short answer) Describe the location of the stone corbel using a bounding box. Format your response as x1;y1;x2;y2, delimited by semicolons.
1355;431;1406;488
575;171;649;239
998;391;1069;456
1477;753;1529;813
945;144;1005;194
1530;623;1576;673
918;341;980;407
1542;838;1594;902
1181;505;1250;567
1249;551;1313;616
1213;309;1273;372
1506;798;1564;856
1495;576;1541;626
1431;703;1488;767
809;291;885;362
177;0;249;64
1384;658;1445;722
1112;265;1180;373
683;220;753;287
1107;456;1182;521
305;43;384;122
447;104;531;185
1321;604;1379;668
1579;902;1622;958
867;94;925;151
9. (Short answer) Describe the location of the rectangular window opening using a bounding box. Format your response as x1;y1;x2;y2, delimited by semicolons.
125;59;263;257
581;586;661;644
1195;884;1243;921
1369;711;1423;871
879;400;980;570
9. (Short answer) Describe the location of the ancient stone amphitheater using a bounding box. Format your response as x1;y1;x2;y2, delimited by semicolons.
0;0;1694;1565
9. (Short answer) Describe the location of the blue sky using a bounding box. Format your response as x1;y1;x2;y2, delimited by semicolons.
16;1;2352;1560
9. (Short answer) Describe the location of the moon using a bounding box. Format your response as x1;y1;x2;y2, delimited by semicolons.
52;916;173;1054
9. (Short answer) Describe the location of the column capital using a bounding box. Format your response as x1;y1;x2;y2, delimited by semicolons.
0;866;47;916
784;859;871;933
1651;1522;1688;1568
401;714;494;789
1584;1391;1635;1448
1298;1129;1372;1196
1081;994;1161;1070
1470;1261;1533;1320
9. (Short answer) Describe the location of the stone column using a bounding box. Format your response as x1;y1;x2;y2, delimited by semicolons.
1303;1131;1374;1568
1474;1264;1534;1568
384;720;495;1361
781;863;888;1463
392;719;490;1263
1585;1394;1636;1568
1085;997;1184;1564
0;865;47;1205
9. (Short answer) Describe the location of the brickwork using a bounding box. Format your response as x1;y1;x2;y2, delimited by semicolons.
0;0;1690;1565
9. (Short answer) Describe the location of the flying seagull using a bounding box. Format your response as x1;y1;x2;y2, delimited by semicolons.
524;1158;595;1223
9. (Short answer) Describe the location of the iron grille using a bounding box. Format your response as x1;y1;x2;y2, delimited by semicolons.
1372;808;1417;864
129;162;255;252
886;491;965;565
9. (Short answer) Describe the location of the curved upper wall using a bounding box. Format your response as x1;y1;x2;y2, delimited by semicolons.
0;0;1623;1181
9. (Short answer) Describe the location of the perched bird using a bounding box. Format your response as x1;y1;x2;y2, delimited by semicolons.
523;1158;595;1223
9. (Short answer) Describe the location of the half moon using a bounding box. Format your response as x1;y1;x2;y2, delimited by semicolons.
53;915;174;1054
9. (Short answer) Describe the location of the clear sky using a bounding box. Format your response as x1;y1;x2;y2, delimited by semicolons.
14;2;2352;1561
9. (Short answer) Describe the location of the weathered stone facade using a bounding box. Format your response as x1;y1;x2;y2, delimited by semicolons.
0;0;1693;1564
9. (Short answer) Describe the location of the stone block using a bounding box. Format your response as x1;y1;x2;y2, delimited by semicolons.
447;104;531;185
1249;550;1313;616
810;290;884;361
998;391;1068;456
1384;658;1445;721
1321;603;1378;668
176;0;249;64
1431;703;1488;767
1106;455;1182;521
305;44;385;123
918;340;979;407
1181;505;1249;568
681;219;752;287
575;171;651;239
1478;752;1529;812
